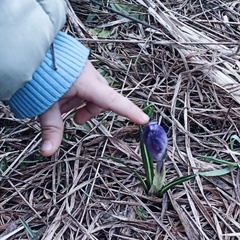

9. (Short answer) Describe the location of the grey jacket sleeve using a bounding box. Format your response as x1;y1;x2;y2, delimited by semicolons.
0;0;67;100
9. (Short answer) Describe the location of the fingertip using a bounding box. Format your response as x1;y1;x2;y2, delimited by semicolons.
140;112;150;125
123;103;150;125
39;103;64;157
40;140;53;157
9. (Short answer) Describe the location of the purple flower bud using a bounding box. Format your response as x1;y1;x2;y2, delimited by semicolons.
142;122;168;173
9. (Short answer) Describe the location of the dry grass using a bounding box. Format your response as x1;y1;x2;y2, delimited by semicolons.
1;0;240;239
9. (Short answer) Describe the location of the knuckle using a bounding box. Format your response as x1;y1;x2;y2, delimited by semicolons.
41;123;63;135
107;90;119;108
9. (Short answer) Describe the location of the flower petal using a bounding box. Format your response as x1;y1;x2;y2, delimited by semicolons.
142;122;168;173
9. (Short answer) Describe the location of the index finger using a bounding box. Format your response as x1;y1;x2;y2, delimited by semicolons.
78;78;149;125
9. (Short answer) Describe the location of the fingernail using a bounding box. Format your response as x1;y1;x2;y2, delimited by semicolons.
141;112;150;123
41;140;52;153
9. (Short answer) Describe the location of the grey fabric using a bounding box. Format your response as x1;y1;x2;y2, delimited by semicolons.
0;0;67;100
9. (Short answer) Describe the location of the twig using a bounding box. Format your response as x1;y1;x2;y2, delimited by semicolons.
90;0;160;31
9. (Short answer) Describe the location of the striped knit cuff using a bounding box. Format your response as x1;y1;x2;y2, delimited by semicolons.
8;31;90;119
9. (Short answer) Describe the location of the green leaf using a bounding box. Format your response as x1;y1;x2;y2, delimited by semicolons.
198;166;237;177
72;121;93;133
159;174;196;197
136;205;148;219
0;158;8;171
89;28;111;38
86;13;95;22
97;68;113;84
110;3;129;16
197;155;238;167
143;104;155;118
230;134;240;151
20;218;34;238
139;126;154;190
110;3;145;21
106;155;148;192
98;29;111;38
158;166;237;197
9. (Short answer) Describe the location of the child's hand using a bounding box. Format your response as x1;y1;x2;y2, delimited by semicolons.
39;60;149;156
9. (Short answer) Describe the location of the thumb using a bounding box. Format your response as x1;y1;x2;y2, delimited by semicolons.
39;103;64;156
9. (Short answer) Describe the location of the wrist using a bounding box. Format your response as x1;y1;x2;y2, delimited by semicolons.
8;32;90;119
